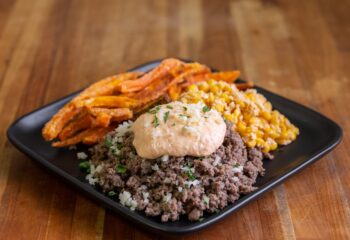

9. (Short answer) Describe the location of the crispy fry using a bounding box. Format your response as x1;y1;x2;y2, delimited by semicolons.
52;128;93;147
206;71;240;83
235;81;254;90
88;107;133;121
168;84;182;101
42;104;82;141
118;58;184;93
75;72;142;101
82;125;117;145
133;63;210;106
58;113;93;140
53;126;116;147
94;112;112;128
75;96;137;108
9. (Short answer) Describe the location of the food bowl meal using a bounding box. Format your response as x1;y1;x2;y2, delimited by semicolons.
41;58;299;222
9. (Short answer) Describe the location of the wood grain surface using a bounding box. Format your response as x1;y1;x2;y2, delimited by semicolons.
1;0;349;239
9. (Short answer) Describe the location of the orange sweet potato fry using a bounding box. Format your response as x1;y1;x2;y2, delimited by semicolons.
118;58;184;93
42;104;82;141
75;96;138;109
74;72;143;101
89;108;133;121
82;125;117;145
235;81;254;90
58;113;93;140
168;84;182;101
206;71;240;83
52;128;93;147
93;112;112;128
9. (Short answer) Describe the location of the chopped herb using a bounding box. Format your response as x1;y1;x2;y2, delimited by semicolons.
179;114;190;118
171;123;176;127
148;106;161;114
183;106;188;111
186;162;193;167
198;217;205;222
116;142;123;150
108;191;116;197
111;148;117;156
186;169;196;181
163;111;170;123
116;164;127;173
202;105;211;113
166;105;173;109
152;115;159;127
233;163;240;168
203;196;209;205
105;138;113;148
79;161;90;172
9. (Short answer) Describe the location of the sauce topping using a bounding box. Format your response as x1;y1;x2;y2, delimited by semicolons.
132;102;226;159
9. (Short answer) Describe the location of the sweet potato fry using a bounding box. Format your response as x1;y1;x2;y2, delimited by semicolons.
206;71;240;83
82;125;117;145
235;81;254;90
168;84;182;101
93;112;112;128
118;58;184;93
52;128;93;147
75;96;138;109
182;70;240;86
74;72;143;101
58;113;93;140
88;107;133;122
42;104;82;141
131;65;209;108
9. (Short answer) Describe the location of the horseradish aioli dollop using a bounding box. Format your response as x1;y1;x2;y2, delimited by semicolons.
132;102;226;159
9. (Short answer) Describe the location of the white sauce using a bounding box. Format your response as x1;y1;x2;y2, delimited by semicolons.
132;102;226;159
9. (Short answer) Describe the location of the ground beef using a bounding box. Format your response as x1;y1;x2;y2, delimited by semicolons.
88;123;265;222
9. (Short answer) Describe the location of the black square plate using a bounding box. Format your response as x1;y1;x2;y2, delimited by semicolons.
7;60;342;235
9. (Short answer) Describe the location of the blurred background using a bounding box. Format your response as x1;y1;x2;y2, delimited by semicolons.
0;0;349;239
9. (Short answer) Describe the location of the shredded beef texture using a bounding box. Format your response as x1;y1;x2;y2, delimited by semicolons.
88;123;265;222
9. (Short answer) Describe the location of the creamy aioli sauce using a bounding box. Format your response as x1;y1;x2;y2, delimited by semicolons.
132;102;226;159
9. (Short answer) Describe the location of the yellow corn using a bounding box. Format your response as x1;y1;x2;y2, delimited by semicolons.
180;80;299;153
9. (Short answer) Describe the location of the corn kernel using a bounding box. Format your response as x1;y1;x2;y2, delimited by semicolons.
209;85;219;94
247;140;256;148
187;85;198;92
224;113;234;121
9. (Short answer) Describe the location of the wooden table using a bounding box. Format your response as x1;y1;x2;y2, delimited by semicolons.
1;0;349;239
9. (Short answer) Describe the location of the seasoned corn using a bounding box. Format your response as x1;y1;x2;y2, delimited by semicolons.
180;79;299;153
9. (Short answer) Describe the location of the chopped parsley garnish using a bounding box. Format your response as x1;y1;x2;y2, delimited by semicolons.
179;114;190;118
79;161;90;172
186;169;196;180
116;164;127;173
108;191;117;197
152;115;160;127
233;163;240;168
148;106;161;114
163;111;170;123
166;105;173;109
198;217;205;222
105;138;113;148
116;142;123;150
202;105;211;113
183;106;188;111
203;196;209;205
171;123;176;127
